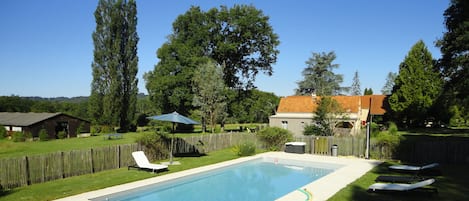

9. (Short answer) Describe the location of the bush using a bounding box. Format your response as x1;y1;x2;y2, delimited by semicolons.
12;131;25;142
257;127;293;151
372;125;401;159
232;142;256;156
90;125;101;135
0;125;6;140
77;123;84;134
24;131;32;140
303;124;323;136
39;129;49;141
100;125;115;134
57;131;67;139
388;122;398;135
135;132;169;160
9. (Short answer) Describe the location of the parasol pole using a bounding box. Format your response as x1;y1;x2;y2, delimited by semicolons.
170;122;175;164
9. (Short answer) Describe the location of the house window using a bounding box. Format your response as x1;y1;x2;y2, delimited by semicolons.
281;121;288;129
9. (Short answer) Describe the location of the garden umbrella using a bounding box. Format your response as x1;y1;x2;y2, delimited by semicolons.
148;111;200;164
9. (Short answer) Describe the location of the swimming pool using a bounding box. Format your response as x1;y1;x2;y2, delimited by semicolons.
91;158;342;201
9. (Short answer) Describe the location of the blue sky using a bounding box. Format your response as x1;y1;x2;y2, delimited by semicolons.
0;0;448;98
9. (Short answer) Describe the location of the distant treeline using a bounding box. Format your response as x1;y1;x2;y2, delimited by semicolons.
0;90;279;124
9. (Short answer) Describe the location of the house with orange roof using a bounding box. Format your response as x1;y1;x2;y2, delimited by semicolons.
269;94;388;136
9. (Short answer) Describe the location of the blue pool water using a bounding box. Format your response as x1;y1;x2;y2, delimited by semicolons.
92;158;341;201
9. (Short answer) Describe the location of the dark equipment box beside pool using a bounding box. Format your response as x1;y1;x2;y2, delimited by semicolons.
285;142;306;154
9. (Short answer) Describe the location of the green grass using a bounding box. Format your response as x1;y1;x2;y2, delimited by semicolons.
0;148;242;201
328;162;469;201
0;132;145;158
0;131;249;159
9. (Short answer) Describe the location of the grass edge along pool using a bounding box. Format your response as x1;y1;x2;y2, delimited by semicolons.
91;157;343;201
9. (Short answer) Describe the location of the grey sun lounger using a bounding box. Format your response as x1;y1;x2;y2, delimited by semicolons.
368;178;437;194
129;151;168;173
375;175;426;183
389;163;439;171
388;163;441;175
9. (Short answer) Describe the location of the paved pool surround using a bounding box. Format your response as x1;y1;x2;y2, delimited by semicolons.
55;152;381;201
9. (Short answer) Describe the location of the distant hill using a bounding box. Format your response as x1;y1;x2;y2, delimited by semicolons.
24;96;89;103
22;93;148;103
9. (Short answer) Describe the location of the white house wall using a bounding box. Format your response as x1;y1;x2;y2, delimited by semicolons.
269;112;362;137
269;113;313;137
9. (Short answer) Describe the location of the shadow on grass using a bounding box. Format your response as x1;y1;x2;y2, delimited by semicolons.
0;188;17;197
330;162;469;201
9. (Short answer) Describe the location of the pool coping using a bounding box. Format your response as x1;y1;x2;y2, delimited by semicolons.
54;152;382;201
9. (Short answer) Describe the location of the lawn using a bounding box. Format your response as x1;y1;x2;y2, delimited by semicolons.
328;161;469;201
0;148;242;201
0;132;144;158
0;123;262;159
0;130;249;159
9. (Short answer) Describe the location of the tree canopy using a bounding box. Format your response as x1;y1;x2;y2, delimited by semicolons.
145;5;279;116
389;40;442;126
381;72;397;95
363;88;373;95
351;71;361;95
436;0;469;126
303;96;343;136
192;61;227;133
296;51;345;96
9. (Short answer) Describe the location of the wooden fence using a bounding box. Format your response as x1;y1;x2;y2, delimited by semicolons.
395;136;469;164
2;133;468;189
292;136;367;157
0;133;258;189
0;144;140;189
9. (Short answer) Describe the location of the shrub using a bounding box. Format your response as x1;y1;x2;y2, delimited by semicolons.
0;125;6;140
39;129;49;141
135;132;169;160
232;142;256;156
372;126;401;159
24;131;32;140
388;122;398;135
257;127;293;151
303;124;323;136
100;125;115;134
90;125;101;135
57;131;67;139
12;131;25;142
77;123;84;134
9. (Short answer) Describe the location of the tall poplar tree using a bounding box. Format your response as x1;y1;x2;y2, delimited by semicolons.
89;0;139;132
388;40;442;126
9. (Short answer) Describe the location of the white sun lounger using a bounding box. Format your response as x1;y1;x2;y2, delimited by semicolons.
389;163;439;171
368;178;436;192
130;151;168;173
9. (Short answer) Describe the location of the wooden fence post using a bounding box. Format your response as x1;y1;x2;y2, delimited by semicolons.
24;156;30;186
89;148;94;173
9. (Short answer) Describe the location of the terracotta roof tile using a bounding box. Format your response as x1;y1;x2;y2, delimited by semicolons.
361;95;387;115
276;95;388;114
277;96;316;113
